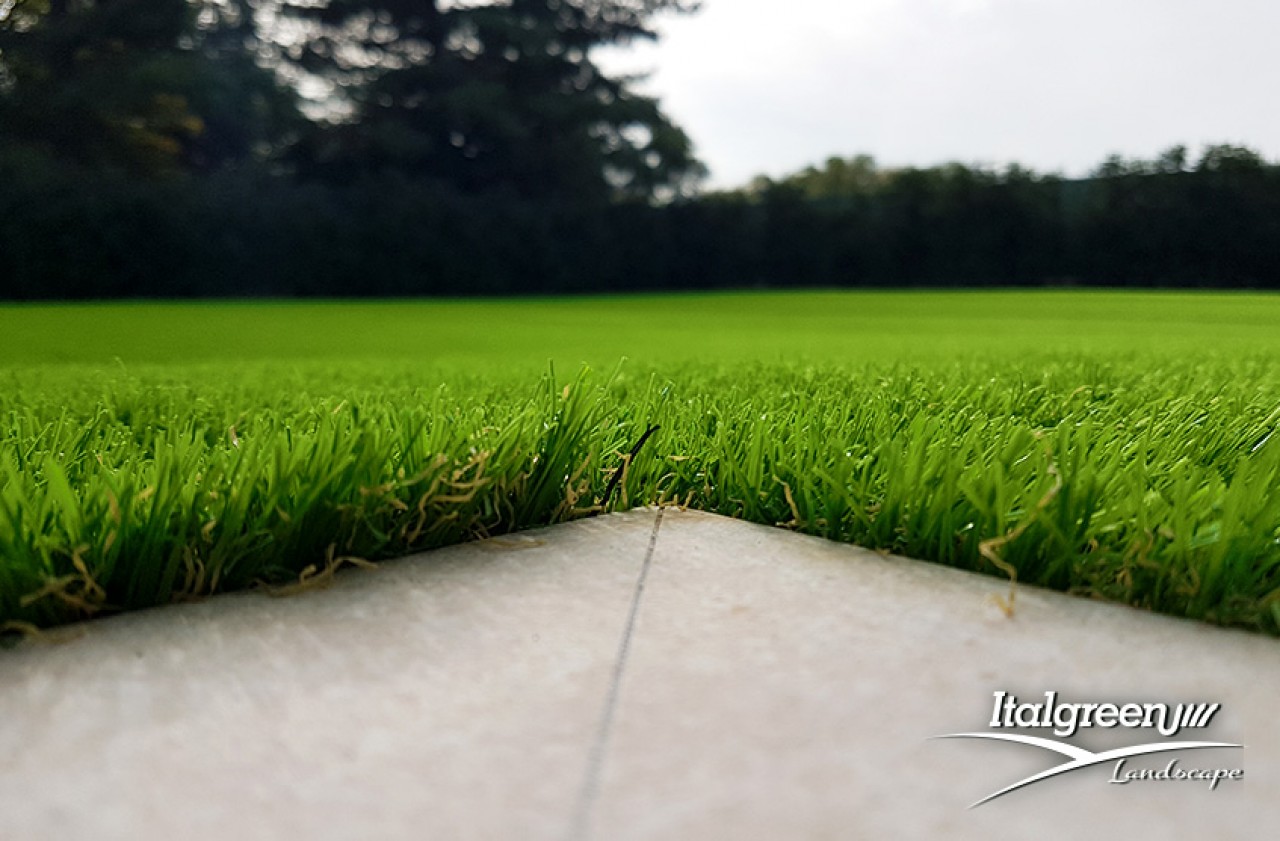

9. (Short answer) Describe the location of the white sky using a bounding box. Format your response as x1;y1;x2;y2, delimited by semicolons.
596;0;1280;188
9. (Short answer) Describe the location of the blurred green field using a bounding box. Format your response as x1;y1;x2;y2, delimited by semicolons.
3;290;1279;368
2;291;1278;635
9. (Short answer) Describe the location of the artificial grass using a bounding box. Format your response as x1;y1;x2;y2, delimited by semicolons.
1;291;1278;635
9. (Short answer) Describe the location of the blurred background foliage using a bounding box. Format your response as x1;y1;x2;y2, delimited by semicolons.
1;0;1278;297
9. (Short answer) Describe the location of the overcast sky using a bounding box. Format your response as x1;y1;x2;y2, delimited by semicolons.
596;0;1279;188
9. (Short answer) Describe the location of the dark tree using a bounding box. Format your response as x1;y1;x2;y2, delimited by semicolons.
0;0;299;174
282;0;704;202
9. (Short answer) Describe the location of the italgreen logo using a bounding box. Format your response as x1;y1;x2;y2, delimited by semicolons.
933;691;1244;807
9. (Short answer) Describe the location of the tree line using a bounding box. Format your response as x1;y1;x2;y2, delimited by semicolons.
2;1;1278;298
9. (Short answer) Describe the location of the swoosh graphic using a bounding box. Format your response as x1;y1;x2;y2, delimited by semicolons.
931;733;1244;808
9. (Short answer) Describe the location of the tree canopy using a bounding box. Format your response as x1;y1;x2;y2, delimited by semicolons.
4;1;1279;299
278;0;704;199
0;0;298;173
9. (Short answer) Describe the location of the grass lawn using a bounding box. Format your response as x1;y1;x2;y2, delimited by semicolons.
1;290;1278;635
